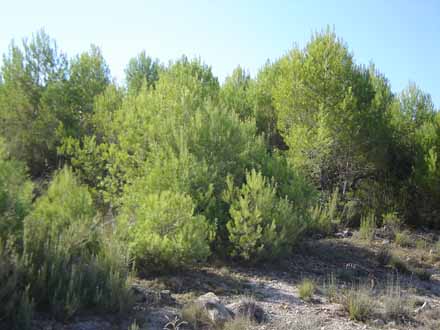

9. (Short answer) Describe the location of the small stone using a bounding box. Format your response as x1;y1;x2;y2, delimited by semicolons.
226;299;266;323
372;318;385;326
195;292;233;325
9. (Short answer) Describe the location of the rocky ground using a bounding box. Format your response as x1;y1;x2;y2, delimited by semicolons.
30;229;440;330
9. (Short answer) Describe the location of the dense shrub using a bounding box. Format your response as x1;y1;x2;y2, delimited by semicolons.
0;140;33;243
224;169;309;261
24;167;96;252
118;190;212;272
0;242;33;330
22;167;132;320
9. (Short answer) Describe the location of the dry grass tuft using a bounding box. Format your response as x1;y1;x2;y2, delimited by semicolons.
395;230;412;248
222;316;253;330
382;278;411;323
344;286;374;321
181;302;215;330
298;278;315;302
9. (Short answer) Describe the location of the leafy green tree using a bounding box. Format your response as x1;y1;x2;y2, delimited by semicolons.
125;51;160;93
250;60;285;149
65;45;110;135
388;83;440;226
0;30;68;176
273;29;388;199
220;66;254;119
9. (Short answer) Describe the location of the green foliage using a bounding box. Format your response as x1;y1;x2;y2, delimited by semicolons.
251;60;284;148
225;170;308;261
322;273;338;303
0;31;110;177
125;51;161;93
345;287;373;321
22;167;132;320
3;26;440;327
0;243;34;330
22;232;133;320
387;83;440;227
181;301;216;329
358;213;376;241
382;211;402;232
309;189;340;235
24;167;96;252
388;255;410;274
220;66;254;119
0;30;67;176
0;140;33;243
273;29;387;194
383;278;410;322
298;279;315;301
394;230;412;248
64;45;110;136
118;190;212;272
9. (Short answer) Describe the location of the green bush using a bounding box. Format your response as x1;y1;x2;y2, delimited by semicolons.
23;167;133;320
24;167;96;251
0;139;33;243
388;255;410;274
298;278;315;301
225;169;309;261
23;232;133;320
345;287;373;321
383;278;410;322
0;242;32;329
382;211;402;232
309;189;339;235
359;213;376;241
118;190;212;272
394;230;412;248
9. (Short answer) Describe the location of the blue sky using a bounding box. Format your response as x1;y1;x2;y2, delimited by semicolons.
1;0;439;105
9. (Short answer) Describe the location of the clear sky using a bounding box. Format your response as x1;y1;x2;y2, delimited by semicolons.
1;0;439;105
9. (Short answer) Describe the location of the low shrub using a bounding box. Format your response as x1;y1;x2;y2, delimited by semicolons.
309;189;340;235
322;273;338;302
22;167;133;320
233;296;265;323
119;190;212;272
383;278;411;323
0;242;32;330
298;278;315;302
344;287;374;321
382;211;402;232
224;170;309;261
359;213;376;241
395;230;412;248
181;302;215;330
388;255;410;274
128;321;141;330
